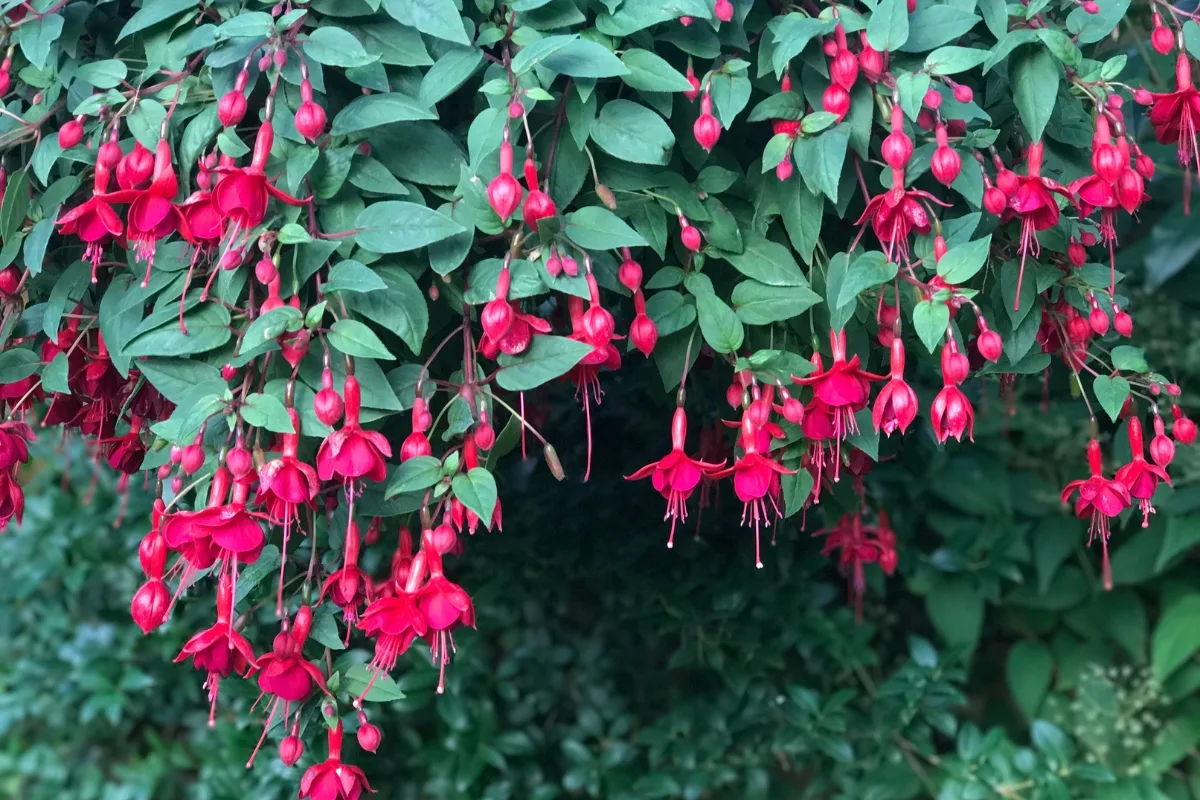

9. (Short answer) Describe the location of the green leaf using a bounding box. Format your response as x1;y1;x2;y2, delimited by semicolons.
793;126;848;202
343;266;428;354
644;290;696;337
1185;20;1200;61
18;13;63;69
1010;44;1060;143
386;455;444;498
590;100;675;166
897;7;979;52
74;60;129;89
418;46;484;106
41;352;68;394
724;235;808;287
241;393;296;433
1152;594;1200;681
782;186;823;266
495;336;594;391
452;468;498;528
233;545;280;603
540;38;628;78
1110;345;1149;373
694;293;744;354
926;575;984;649
1036;28;1082;69
835;252;897;308
1007;640;1054;718
355;201;467;252
937;235;992;283
866;0;908;52
979;0;1009;39
22;219;54;277
565;206;648;250
324;261;388;294
382;0;469;46
1067;0;1130;44
0;348;39;384
1092;375;1130;423
277;223;311;244
342;663;405;702
304;26;380;68
308;604;346;651
0;169;29;243
328;319;395;360
619;49;693;92
138;359;225;405
913;300;951;354
1157;515;1200;572
770;15;837;76
894;71;931;122
241;306;303;353
126;304;232;357
925;46;989;75
348;155;409;196
330;92;436;135
118;0;197;40
216;11;275;39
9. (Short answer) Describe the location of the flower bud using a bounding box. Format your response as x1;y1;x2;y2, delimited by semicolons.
1068;240;1087;266
1151;416;1176;467
401;431;432;461
294;101;327;143
314;385;344;427
227;445;252;478
1114;308;1133;337
487;172;522;221
782;397;804;424
630;314;658;356
713;0;734;22
618;258;642;292
1089;305;1110;336
693;111;722;152
931;144;961;186
680;224;702;252
131;578;170;634
255;255;277;284
58;119;84;150
776;157;794;181
983;186;1007;216
995;168;1020;196
933;236;948;262
508;99;524;118
1153;25;1174;55
544;443;565;480
822;83;851;121
180;444;205;475
0;266;19;296
279;735;304;766
953;84;973;103
830;49;859;91
218;90;248;128
473;422;495;450
977;330;1003;362
923;88;942;109
1174;407;1197;445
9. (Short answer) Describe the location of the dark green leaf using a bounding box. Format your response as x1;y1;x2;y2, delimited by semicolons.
590;100;674;166
452;468;498;528
330;92;436;135
1010;44;1060;143
1152;594;1200;681
937;236;992;283
897;7;979;52
328;319;395;360
304;26;380;68
386;455;444;498
118;0;197;40
835;252;898;308
1007;640;1054;718
0;348;39;384
495;336;593;391
343;266;428;354
342;663;405;702
565;206;648;250
324;261;388;294
619;49;693;92
241;393;296;433
913;299;951;354
355;201;467;252
866;0;908;52
1092;375;1130;422
793;126;848;202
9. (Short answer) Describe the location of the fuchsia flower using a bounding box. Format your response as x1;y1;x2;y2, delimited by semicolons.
358;584;427;681
162;464;266;577
101;139;194;286
872;337;918;436
174;572;256;726
321;519;373;626
258;406;319;615
929;340;975;443
1115;415;1171;528
212;120;306;249
1062;439;1132;590
1143;52;1200;212
299;722;375;800
317;375;392;484
815;510;897;622
625;407;725;548
565;284;622;481
792;329;883;476
247;605;330;767
714;409;795;568
1003;141;1075;308
417;531;475;694
854;167;946;263
56;159;122;281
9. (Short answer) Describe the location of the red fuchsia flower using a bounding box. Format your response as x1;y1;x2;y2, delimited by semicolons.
104;415;147;474
314;367;344;426
317;374;392;485
488;139;522;221
115;141;154;190
322;519;374;627
416;532;476;694
1062;439;1132;590
854;167;946;263
173;572;256;726
625;407;726;548
257;406;319;614
105;139;196;287
56;158;123;281
521;156;556;226
0;419;34;471
298;722;375;800
565;286;622;480
1151;413;1176;467
793;328;883;473
358;582;427;696
0;469;23;530
930;123;961;186
478;299;551;359
1005;141;1076;308
1142;52;1200;213
929;341;975;443
872;337;918;437
713;412;795;568
247;605;331;767
212;120;306;250
1116;415;1172;527
814;510;896;622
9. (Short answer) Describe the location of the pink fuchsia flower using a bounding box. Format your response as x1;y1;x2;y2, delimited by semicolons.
173;572;256;726
56;159;123;282
713;412;796;568
417;532;475;694
212;121;306;250
321;519;373;626
316;374;392;484
854;167;947;263
298;722;375;800
625;407;726;548
1062;439;1132;590
872;337;918;436
101;139;195;287
814;510;897;622
1115;415;1171;528
1005;141;1076;308
1144;52;1200;212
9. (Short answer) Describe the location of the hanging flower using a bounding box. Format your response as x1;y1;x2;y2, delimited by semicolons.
1115;416;1171;527
1061;439;1132;590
